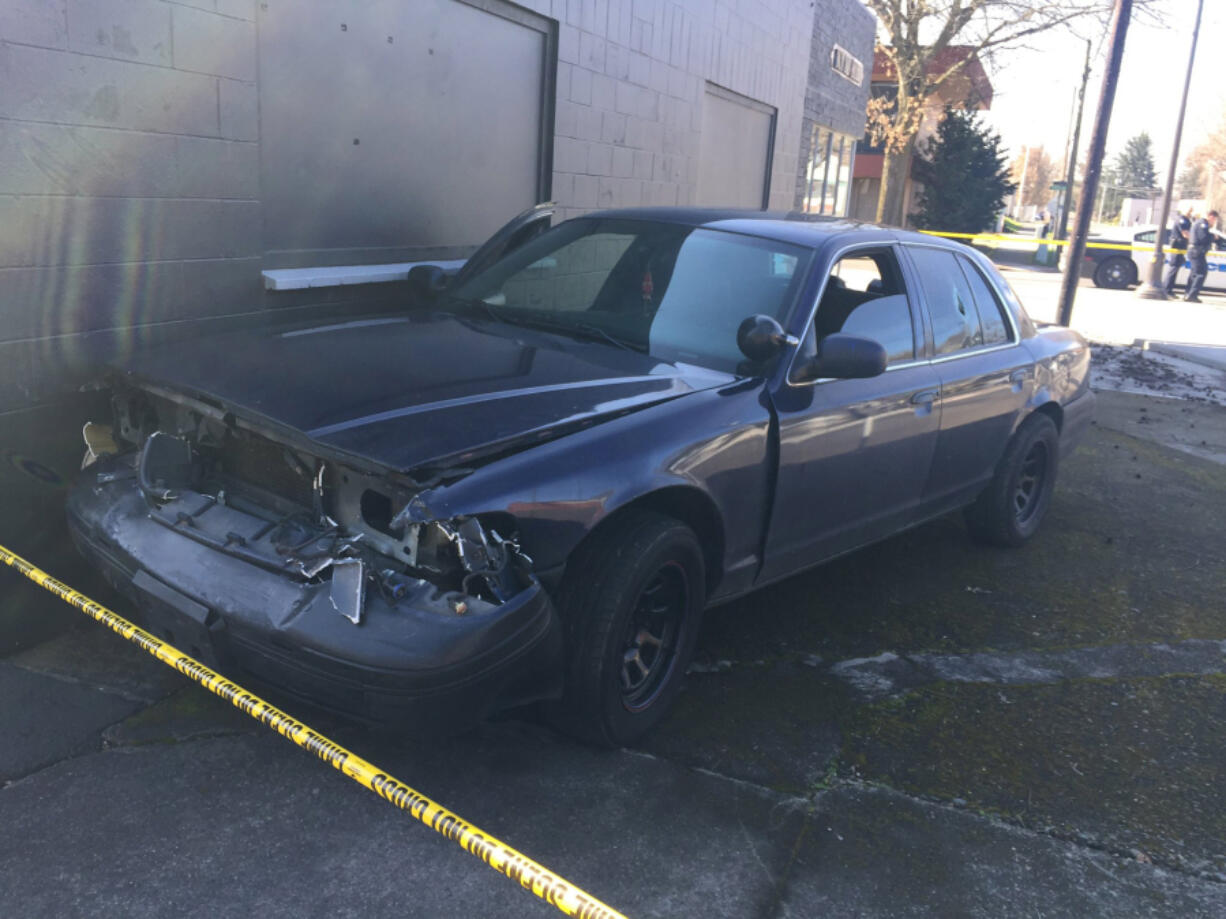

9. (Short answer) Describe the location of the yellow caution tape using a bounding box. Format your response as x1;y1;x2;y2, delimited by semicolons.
916;230;1173;254
0;544;627;919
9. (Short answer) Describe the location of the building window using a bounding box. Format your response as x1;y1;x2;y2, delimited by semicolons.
802;124;856;216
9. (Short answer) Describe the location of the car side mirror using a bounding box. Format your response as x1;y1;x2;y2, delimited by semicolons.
407;264;450;302
793;334;887;382
737;314;797;363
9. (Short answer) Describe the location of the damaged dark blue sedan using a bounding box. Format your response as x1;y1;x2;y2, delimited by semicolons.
68;207;1094;746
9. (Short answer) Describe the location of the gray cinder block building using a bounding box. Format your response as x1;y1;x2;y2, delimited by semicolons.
0;0;873;613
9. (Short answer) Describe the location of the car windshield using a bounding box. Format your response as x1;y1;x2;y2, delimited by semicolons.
446;218;812;373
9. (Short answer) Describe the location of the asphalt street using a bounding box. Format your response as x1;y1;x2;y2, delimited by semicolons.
2;278;1225;918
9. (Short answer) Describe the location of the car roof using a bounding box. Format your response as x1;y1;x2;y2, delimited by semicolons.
578;206;958;251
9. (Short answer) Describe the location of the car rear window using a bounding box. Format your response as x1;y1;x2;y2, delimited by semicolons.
906;246;983;355
955;255;1013;346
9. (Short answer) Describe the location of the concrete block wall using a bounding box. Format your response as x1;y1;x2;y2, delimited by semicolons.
519;0;824;220
0;1;265;394
0;0;876;576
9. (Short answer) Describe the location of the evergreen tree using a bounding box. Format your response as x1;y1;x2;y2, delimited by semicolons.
1104;132;1158;217
1115;132;1158;190
912;107;1015;234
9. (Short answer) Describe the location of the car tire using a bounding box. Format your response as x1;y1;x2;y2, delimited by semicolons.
1093;256;1136;289
965;413;1060;547
550;509;705;748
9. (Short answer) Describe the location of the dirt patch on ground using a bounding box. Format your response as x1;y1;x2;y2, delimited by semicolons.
1093;343;1226;405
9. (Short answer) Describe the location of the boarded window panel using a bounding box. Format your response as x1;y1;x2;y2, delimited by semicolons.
259;0;550;262
696;84;775;209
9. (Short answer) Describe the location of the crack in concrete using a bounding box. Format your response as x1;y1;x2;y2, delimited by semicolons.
829;638;1226;701
830;777;1226;888
9;660;169;706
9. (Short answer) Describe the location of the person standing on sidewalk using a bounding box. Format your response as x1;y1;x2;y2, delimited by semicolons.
1184;210;1218;302
1163;211;1191;297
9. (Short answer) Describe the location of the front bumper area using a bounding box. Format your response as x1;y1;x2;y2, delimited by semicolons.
66;469;564;733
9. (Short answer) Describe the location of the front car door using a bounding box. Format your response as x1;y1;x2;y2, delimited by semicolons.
901;244;1034;515
759;243;942;584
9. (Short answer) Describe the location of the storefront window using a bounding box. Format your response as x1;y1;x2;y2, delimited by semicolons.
802;124;856;217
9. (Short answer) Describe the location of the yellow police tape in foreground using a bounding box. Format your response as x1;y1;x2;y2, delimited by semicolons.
0;544;627;919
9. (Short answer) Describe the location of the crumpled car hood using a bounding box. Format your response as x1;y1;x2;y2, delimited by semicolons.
118;311;733;473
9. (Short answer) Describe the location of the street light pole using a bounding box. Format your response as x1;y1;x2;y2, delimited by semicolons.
1137;0;1205;300
1058;0;1133;328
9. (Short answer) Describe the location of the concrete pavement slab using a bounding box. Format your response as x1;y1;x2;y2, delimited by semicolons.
783;783;1226;918
2;727;1223;918
11;623;181;704
0;661;141;782
1092;390;1226;465
843;675;1226;878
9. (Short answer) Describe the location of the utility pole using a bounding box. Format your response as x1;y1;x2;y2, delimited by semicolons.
1138;0;1204;300
1055;40;1093;245
1058;0;1132;327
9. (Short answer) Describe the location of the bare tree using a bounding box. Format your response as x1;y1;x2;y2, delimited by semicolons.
864;1;1122;226
1181;109;1226;209
1010;145;1057;208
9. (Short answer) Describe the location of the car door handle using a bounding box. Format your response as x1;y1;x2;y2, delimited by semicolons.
910;389;940;406
1009;369;1032;384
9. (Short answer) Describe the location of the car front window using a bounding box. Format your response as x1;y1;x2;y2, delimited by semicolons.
448;218;812;372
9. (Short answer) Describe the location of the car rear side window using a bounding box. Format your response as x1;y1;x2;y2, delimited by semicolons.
907;246;983;355
955;256;1013;345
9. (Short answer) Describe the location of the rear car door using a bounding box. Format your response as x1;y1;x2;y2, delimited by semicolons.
902;245;1033;515
760;244;942;583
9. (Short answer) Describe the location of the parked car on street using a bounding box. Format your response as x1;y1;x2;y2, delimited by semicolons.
1075;224;1226;291
68;208;1094;746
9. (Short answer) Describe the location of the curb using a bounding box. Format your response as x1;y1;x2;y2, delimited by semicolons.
1134;340;1226;372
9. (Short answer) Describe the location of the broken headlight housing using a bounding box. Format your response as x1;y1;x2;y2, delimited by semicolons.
93;383;535;623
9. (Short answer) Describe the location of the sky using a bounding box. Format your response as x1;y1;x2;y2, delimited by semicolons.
975;0;1226;181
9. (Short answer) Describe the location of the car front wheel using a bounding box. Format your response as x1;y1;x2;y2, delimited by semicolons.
965;413;1060;547
1093;255;1136;289
551;509;705;747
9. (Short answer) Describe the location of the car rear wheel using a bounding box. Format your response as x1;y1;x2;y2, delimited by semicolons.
551;509;705;747
1093;256;1136;289
965;413;1060;547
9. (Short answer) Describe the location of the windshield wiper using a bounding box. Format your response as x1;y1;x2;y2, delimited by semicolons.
574;323;647;354
450;298;646;354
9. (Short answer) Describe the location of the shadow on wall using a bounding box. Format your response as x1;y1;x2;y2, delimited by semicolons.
0;391;111;655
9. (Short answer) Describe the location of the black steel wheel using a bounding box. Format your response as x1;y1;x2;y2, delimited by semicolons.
1094;256;1136;289
619;560;688;711
965;413;1060;547
551;509;705;747
1011;437;1050;528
